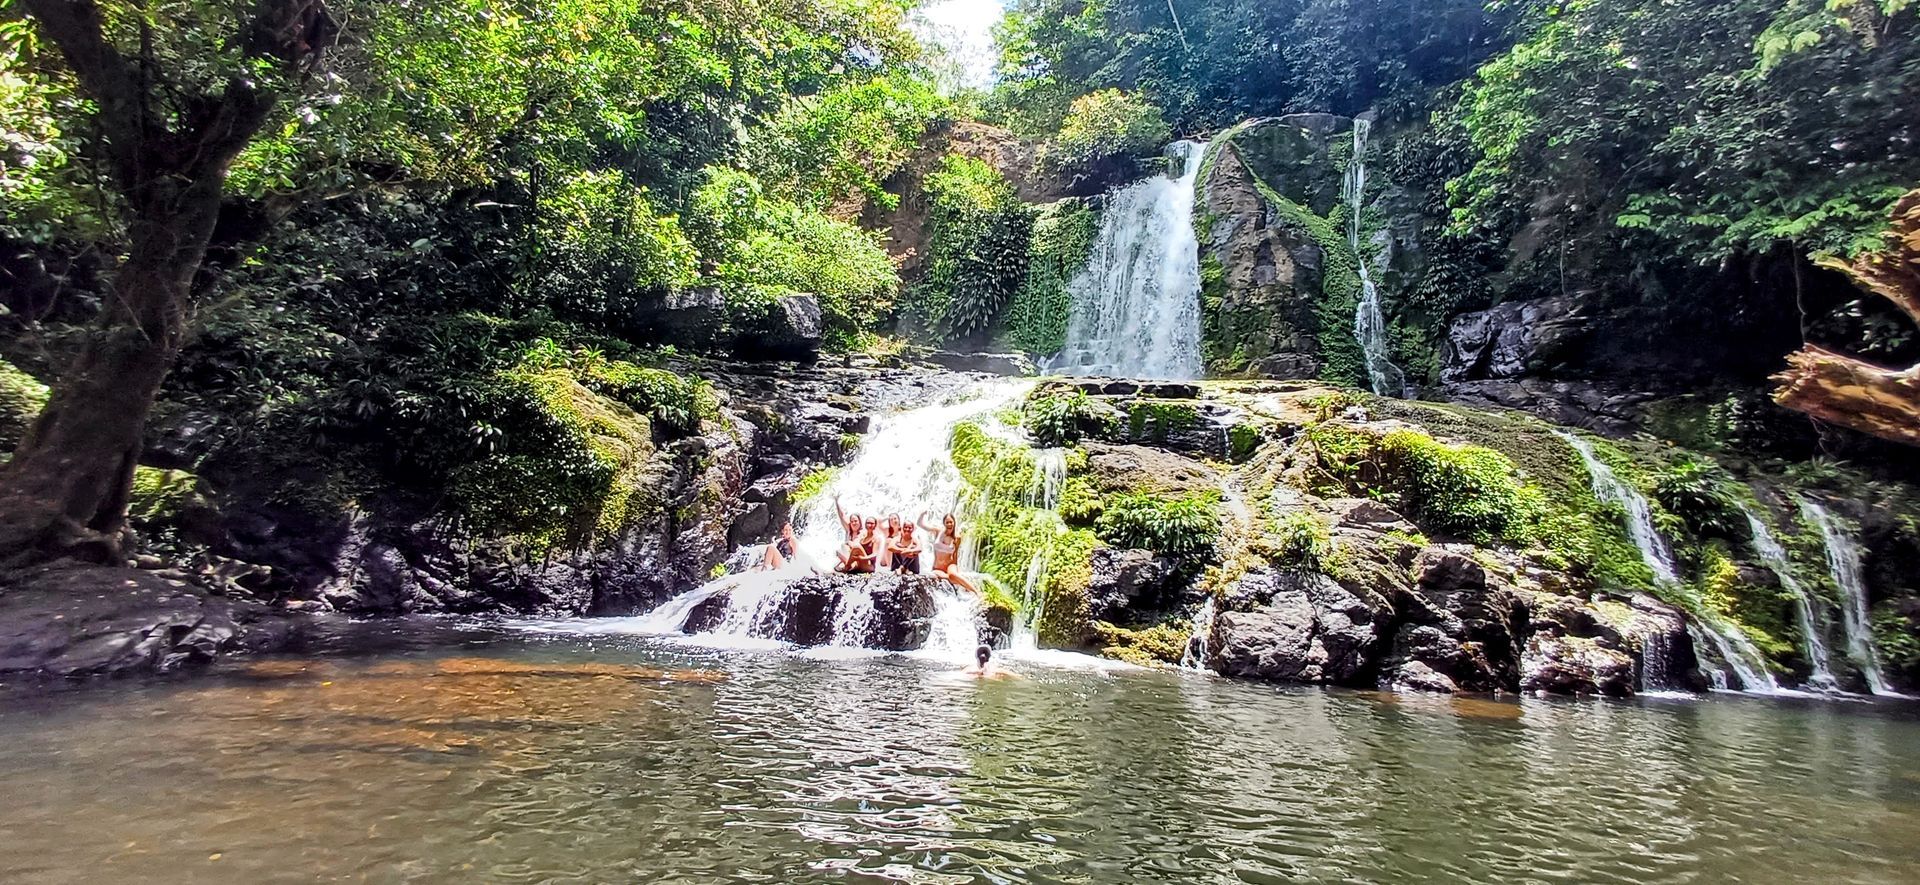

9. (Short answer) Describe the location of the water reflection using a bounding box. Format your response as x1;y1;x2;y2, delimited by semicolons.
2;636;1919;884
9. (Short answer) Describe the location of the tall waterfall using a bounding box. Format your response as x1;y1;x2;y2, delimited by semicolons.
1049;141;1208;380
1801;501;1898;695
1738;502;1838;691
1554;430;1779;692
1343;119;1408;398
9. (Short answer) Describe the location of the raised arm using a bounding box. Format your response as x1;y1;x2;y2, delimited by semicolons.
835;495;849;528
917;510;942;533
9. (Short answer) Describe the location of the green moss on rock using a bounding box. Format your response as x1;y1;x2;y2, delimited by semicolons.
0;359;50;452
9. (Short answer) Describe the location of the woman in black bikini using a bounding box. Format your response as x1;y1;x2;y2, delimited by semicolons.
760;522;799;570
888;523;922;574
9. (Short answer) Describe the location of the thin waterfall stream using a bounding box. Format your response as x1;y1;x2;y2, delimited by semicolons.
1344;119;1408;397
1554;430;1779;692
1049;140;1209;380
1737;501;1839;691
1801;500;1901;696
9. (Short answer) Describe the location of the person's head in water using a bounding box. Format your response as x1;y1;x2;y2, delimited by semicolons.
975;645;992;667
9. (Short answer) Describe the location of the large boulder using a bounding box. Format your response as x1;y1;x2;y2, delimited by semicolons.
1520;634;1636;697
1084;548;1181;622
658;573;941;650
1376;547;1525;693
1440;294;1596;383
1081;442;1221;497
734;294;823;361
1208;568;1385;684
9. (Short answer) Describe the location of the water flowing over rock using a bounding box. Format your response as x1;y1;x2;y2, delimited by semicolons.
1343;119;1407;397
1050;141;1208;381
1555;429;1778;692
661;572;942;650
1740;501;1839;691
1801;500;1897;695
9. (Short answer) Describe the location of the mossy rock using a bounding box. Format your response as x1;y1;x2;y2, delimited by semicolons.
1;359;50;452
1094;619;1192;667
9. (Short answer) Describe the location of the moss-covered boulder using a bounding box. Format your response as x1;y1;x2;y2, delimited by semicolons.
1;358;50;452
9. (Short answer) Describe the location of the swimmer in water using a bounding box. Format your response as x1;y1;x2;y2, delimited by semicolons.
962;644;1014;679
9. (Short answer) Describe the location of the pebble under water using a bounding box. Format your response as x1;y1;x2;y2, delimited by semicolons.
2;626;1918;884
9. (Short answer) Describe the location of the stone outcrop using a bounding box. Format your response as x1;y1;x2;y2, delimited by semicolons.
0;565;302;680
734;294;823;361
1200;141;1327;378
669;573;942;650
1207;568;1386;683
1085;547;1181;622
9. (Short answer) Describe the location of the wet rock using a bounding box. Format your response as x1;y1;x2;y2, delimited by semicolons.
1440;294;1595;383
1376;548;1524;693
1521;635;1636;697
1441;378;1655;437
0;565;299;680
857;575;942;650
1208;568;1383;684
1200;142;1327;377
924;351;1036;377
1085;548;1180;621
734;294;823;361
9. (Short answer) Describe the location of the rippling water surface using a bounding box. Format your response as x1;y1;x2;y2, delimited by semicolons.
2;625;1918;884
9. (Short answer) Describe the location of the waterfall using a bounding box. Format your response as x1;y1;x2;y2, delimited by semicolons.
1048;141;1208;380
1553;431;1680;584
617;380;1032;657
1738;502;1839;691
1800;501;1899;696
1554;430;1778;692
1008;449;1069;650
1180;596;1216;670
1343;119;1408;398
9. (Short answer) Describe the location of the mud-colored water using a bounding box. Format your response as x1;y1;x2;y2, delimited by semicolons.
2;627;1917;883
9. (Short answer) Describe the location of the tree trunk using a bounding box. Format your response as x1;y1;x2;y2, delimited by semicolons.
1774;347;1920;448
0;182;216;565
1772;190;1920;448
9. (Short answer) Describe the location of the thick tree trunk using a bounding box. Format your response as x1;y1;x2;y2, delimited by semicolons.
0;0;334;566
0;187;212;564
1772;190;1920;447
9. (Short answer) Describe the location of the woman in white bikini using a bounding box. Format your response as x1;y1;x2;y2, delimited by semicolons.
917;511;978;596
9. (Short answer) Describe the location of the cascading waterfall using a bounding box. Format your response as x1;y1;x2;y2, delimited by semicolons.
1343;119;1408;398
1181;477;1252;671
1554;430;1779;692
1738;502;1839;691
1007;449;1069;650
624;379;1033;657
1049;140;1208;380
1800;501;1897;696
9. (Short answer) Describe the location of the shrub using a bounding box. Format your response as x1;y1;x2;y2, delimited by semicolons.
791;467;838;507
1127;401;1198;442
1023;388;1111;447
904;156;1035;344
1652;460;1743;538
1378;429;1544;544
1096;492;1222;559
1002;199;1100;355
1272;511;1331;570
1048;89;1171;170
0;359;50;452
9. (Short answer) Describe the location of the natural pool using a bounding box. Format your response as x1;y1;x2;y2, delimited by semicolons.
2;625;1917;884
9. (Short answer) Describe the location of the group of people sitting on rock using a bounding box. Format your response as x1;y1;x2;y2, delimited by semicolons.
828;498;979;596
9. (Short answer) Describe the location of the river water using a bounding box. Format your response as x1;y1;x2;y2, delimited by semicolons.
2;627;1918;884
